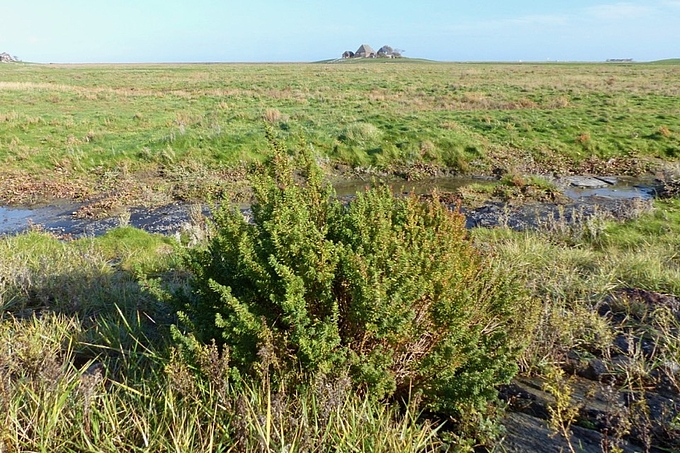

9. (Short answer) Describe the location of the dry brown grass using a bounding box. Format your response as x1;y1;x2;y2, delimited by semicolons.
262;108;283;123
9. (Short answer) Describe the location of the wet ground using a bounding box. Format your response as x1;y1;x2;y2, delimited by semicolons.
0;175;661;238
2;174;676;451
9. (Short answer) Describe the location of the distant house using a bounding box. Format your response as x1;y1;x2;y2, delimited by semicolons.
377;45;394;58
0;52;17;63
354;44;376;58
341;44;402;60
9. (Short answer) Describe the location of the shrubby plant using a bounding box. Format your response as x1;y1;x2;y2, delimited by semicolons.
180;130;535;415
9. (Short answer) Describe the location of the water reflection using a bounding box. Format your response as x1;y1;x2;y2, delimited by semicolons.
0;203;80;236
332;176;491;198
1;206;37;232
0;176;660;237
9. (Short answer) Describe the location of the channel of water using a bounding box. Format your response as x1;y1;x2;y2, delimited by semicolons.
0;176;659;237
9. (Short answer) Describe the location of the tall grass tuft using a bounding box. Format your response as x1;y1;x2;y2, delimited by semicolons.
0;312;442;452
339;122;383;146
473;197;680;374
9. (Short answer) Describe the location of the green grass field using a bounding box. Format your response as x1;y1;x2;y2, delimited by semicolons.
1;61;679;204
1;60;680;451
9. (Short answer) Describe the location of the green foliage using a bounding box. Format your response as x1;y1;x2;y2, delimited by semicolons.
0;309;444;452
0;229;442;452
472;197;680;372
0;228;179;315
544;366;580;453
3;62;680;205
181;132;534;414
88;226;180;273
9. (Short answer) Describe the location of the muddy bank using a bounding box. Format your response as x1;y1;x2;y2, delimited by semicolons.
0;175;661;238
497;288;680;453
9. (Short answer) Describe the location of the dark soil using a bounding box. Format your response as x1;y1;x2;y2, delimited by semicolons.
497;287;680;453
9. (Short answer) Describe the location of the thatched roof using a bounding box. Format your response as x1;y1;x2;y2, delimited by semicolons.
377;45;394;56
355;44;376;57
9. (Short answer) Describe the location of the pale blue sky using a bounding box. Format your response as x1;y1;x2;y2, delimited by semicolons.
2;1;679;63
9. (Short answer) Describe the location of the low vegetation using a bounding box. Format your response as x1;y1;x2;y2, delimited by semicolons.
1;61;679;451
180;135;534;417
2;143;679;451
0;142;529;450
1;61;679;206
473;197;680;451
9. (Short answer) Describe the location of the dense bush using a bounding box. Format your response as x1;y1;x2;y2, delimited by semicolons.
181;133;534;414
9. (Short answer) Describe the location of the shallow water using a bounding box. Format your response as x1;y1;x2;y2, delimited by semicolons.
0;176;660;237
563;176;657;200
332;176;490;198
0;206;34;230
1;203;81;234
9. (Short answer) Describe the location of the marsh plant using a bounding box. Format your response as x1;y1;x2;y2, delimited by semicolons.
1;173;678;451
179;131;536;428
473;196;680;451
0;312;444;452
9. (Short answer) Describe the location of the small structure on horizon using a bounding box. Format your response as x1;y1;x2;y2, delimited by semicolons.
354;44;376;58
0;52;18;63
341;44;402;60
606;58;633;63
377;45;393;58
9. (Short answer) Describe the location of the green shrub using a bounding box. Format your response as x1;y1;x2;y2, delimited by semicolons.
180;131;534;415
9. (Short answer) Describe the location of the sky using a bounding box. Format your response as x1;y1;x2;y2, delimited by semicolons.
1;1;679;63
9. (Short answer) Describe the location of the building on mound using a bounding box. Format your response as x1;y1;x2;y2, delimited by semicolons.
354;44;376;58
377;45;394;58
0;52;18;63
341;44;402;59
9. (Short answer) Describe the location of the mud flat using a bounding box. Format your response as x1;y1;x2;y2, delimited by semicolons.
0;176;661;238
